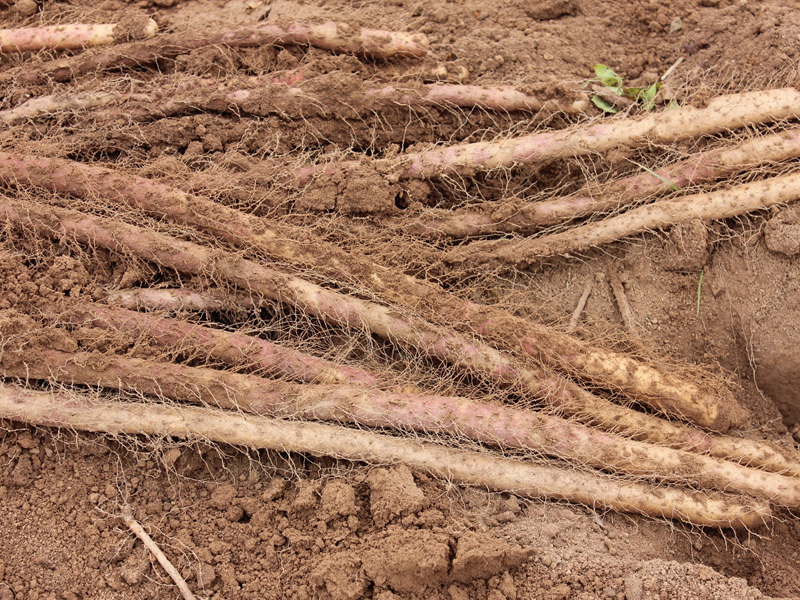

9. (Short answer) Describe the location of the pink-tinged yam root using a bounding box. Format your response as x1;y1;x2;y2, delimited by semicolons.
7;348;800;506
394;127;800;239
444;171;800;269
0;383;771;529
107;287;260;312
0;153;745;433
0;17;157;52
0;21;426;84
47;301;382;388
1;79;585;128
5;197;790;478
294;87;800;183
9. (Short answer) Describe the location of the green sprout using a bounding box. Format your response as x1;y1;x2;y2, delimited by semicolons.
589;64;662;114
627;159;681;191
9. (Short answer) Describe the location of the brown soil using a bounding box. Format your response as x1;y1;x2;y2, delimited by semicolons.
2;1;800;599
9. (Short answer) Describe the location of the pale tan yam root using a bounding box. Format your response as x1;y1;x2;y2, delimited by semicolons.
0;20;427;85
43;301;383;388
0;383;771;529
0;80;588;127
107;287;259;312
0;90;152;126
6;198;796;479
296;87;800;181
7;348;800;506
445;171;800;269
0;17;157;52
0;153;741;432
393;127;800;239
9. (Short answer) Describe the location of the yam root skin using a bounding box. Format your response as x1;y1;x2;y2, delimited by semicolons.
0;152;741;432
0;383;772;529
0;21;427;85
45;301;383;388
0;18;157;53
7;348;800;506
395;127;800;239
444;170;800;269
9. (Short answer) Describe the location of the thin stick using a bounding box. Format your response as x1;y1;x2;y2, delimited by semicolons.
0;383;772;528
0;18;157;52
121;505;196;600
444;171;800;268
609;272;636;333
566;279;593;333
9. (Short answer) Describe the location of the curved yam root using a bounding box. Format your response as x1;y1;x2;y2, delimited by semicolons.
7;348;800;506
49;301;384;388
0;17;157;52
444;171;800;269
0;383;772;529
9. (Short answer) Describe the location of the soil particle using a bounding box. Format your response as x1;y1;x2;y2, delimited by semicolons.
366;465;429;527
310;553;369;600
764;205;800;257
319;480;359;523
450;531;533;584
660;218;709;271
361;529;451;594
523;0;580;21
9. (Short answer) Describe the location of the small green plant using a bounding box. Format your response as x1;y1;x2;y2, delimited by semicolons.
590;64;661;113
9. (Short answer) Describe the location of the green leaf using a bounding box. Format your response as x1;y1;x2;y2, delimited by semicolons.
640;82;661;110
590;95;618;114
594;64;623;91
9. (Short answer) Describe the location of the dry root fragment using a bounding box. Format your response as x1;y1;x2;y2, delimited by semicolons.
6;348;800;506
0;383;771;529
0;17;157;52
0;152;743;432
445;171;800;268
390;127;800;239
121;506;196;600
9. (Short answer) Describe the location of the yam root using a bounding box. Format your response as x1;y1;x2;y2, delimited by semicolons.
6;347;800;505
0;17;157;52
0;152;744;432
0;383;771;529
444;171;800;268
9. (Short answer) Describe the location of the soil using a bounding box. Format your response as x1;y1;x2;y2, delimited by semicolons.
2;1;800;599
